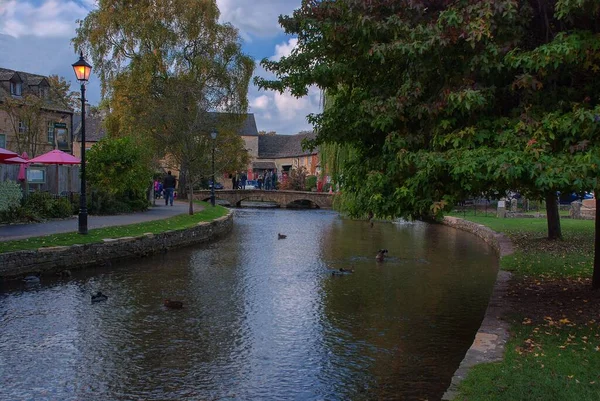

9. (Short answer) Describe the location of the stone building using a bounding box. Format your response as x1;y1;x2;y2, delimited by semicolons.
0;67;73;157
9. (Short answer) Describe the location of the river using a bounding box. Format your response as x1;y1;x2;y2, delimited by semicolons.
0;208;498;400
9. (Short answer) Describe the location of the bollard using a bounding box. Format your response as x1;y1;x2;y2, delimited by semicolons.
497;200;507;218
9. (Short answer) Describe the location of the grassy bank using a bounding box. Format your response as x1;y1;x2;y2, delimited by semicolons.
450;213;600;401
0;202;229;254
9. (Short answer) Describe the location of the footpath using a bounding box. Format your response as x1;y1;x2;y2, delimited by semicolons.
0;201;197;242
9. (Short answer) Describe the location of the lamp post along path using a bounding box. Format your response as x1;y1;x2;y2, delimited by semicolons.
210;129;217;207
72;52;92;235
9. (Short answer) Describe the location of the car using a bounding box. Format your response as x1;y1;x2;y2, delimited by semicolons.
208;181;224;190
243;180;258;190
558;191;593;204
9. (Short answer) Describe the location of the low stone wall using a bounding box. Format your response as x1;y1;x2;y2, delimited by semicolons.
440;216;514;400
0;211;233;280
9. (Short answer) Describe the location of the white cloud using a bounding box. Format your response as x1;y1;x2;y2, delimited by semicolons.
270;38;298;61
0;0;87;38
249;59;321;135
216;0;298;40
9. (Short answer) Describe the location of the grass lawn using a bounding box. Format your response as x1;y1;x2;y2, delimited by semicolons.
450;212;600;401
0;202;229;254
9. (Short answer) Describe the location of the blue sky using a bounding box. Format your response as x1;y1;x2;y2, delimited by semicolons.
0;0;320;134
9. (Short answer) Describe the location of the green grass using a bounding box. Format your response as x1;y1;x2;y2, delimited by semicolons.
0;202;229;254
451;213;600;401
457;322;600;401
449;213;595;278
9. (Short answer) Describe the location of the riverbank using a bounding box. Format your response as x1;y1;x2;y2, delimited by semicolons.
0;202;232;280
443;214;600;401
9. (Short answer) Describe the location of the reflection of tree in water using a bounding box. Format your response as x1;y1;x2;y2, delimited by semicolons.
318;218;498;400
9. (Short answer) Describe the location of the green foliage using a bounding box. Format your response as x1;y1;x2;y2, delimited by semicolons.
257;0;600;225
86;136;152;214
305;175;317;191
24;192;73;219
0;181;22;212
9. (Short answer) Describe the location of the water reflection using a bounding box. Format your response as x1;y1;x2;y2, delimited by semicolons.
0;209;497;400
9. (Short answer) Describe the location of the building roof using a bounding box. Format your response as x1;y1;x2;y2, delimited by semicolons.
0;67;72;114
258;131;316;158
252;161;277;170
73;113;107;142
208;112;258;136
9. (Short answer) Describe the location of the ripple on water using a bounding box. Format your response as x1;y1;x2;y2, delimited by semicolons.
0;209;497;400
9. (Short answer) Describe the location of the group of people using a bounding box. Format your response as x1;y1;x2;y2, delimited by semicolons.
230;170;278;190
153;171;177;206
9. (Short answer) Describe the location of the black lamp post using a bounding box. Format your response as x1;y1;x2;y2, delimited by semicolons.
210;129;217;206
72;52;92;235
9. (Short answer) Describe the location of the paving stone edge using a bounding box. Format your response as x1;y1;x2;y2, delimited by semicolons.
440;216;514;401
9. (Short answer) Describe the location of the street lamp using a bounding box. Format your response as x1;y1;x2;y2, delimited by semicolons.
72;51;92;235
210;129;217;206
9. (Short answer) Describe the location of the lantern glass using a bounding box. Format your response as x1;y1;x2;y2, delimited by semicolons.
210;130;217;140
72;53;92;82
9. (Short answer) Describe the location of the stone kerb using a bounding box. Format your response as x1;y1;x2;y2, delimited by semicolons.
0;211;233;280
441;216;514;401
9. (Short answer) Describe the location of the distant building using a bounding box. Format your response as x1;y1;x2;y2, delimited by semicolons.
255;131;318;177
72;108;106;159
0;67;73;157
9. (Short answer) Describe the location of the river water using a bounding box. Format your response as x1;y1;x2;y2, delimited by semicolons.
0;209;498;401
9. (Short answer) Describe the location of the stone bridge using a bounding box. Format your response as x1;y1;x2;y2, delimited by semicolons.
194;190;334;209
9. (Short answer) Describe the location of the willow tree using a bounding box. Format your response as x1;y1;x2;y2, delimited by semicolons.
73;0;254;214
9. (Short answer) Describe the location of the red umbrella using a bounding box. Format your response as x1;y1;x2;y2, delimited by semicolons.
0;147;19;161
28;150;81;165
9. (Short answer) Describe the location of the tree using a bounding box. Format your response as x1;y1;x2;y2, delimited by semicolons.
47;75;80;111
257;1;600;285
73;0;254;214
0;94;47;157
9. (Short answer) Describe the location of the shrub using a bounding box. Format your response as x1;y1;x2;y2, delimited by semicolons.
86;136;152;214
280;166;308;191
0;181;22;212
305;175;317;191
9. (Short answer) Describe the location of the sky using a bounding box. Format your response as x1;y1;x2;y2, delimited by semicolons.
0;0;321;134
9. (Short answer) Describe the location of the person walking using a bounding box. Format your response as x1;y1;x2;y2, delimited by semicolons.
241;172;247;190
163;171;177;206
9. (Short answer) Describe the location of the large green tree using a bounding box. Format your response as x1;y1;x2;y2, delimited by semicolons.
257;0;600;286
73;0;254;214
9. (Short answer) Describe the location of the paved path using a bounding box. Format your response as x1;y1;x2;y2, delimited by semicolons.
0;201;200;242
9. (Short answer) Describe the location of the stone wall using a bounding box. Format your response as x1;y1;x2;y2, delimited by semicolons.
0;211;233;280
440;216;514;400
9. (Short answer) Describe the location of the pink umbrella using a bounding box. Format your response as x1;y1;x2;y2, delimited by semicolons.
28;149;81;165
1;156;28;164
0;147;19;161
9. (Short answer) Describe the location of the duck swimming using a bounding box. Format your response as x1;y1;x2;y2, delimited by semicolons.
164;299;184;309
23;274;40;284
376;249;388;262
278;233;287;239
91;291;108;303
331;268;354;276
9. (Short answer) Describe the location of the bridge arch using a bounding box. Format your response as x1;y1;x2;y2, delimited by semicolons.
194;190;334;209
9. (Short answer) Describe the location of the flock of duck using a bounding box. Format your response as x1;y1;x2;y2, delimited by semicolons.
20;233;388;309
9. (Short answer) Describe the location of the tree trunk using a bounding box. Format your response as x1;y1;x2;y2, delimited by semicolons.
188;177;194;216
545;192;562;240
593;195;600;289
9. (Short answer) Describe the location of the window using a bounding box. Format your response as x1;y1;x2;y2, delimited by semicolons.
47;121;55;143
18;120;26;134
0;134;5;148
10;82;22;96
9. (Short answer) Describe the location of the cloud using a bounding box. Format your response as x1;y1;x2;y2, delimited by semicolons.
249;45;321;134
216;0;298;41
270;38;298;61
0;0;88;38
